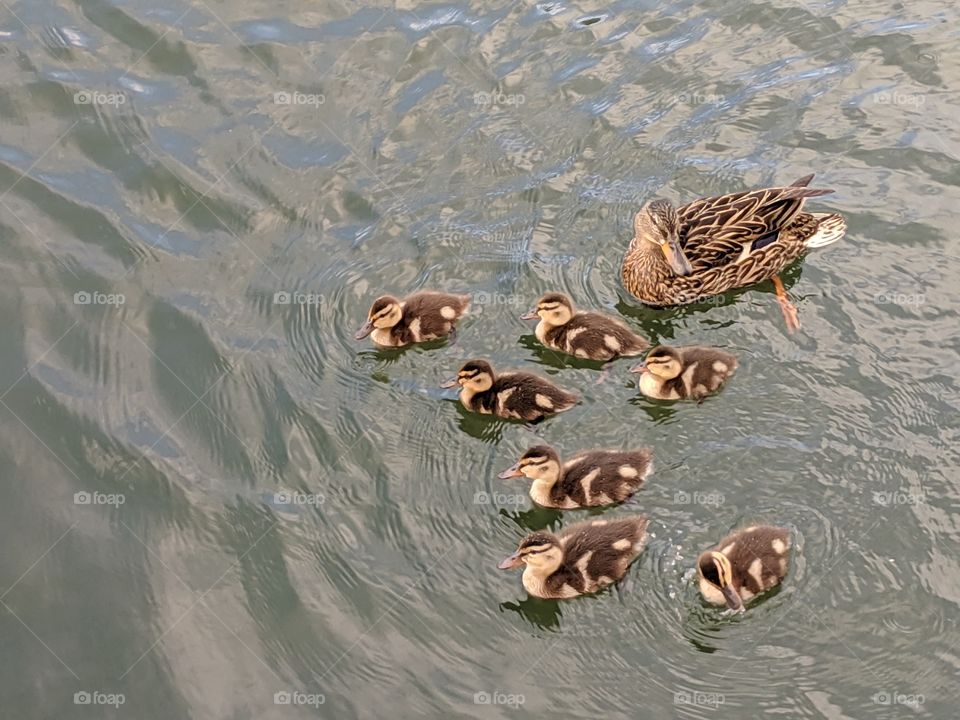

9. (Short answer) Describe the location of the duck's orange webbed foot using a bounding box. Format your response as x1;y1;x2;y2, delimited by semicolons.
772;275;801;333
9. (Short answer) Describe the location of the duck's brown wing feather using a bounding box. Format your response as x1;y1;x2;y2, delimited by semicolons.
678;178;834;271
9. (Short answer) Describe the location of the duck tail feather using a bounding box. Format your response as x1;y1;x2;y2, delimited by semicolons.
805;213;846;248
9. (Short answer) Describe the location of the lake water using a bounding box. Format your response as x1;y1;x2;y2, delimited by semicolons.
1;1;958;718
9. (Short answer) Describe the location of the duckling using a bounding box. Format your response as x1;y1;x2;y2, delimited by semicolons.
498;516;648;599
629;345;737;401
697;525;791;612
498;444;652;508
521;292;649;363
355;291;470;347
440;360;578;422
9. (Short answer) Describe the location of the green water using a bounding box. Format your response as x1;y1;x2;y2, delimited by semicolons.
1;1;958;718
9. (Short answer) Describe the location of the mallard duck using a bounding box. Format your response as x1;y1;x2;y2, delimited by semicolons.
440;360;577;422
498;516;648;599
355;291;470;347
498;444;652;508
622;174;846;331
629;345;737;401
697;525;791;612
520;292;649;363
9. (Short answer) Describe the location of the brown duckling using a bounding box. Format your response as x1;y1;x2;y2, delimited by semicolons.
355;291;470;347
498;516;649;599
440;360;577;422
498;444;652;508
697;525;791;612
521;292;649;362
629;345;737;401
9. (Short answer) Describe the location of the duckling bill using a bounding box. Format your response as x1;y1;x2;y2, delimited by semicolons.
630;345;737;401
441;359;577;422
499;516;648;599
499;444;652;508
521;292;649;363
356;291;470;347
697;525;791;612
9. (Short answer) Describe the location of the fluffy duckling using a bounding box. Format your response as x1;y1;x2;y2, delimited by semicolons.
441;360;577;422
697;525;791;612
521;292;649;362
498;516;648;599
498;444;652;508
629;345;737;401
355;291;470;347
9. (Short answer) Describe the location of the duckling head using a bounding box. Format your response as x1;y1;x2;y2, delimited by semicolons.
697;550;745;612
498;532;563;575
633;200;693;277
355;296;403;339
498;445;562;482
630;345;683;380
440;359;495;392
521;293;574;327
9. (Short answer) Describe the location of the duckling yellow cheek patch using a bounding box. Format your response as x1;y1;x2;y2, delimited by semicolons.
440;306;456;319
618;465;639;478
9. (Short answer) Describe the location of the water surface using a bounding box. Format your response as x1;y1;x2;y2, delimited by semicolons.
1;1;958;718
